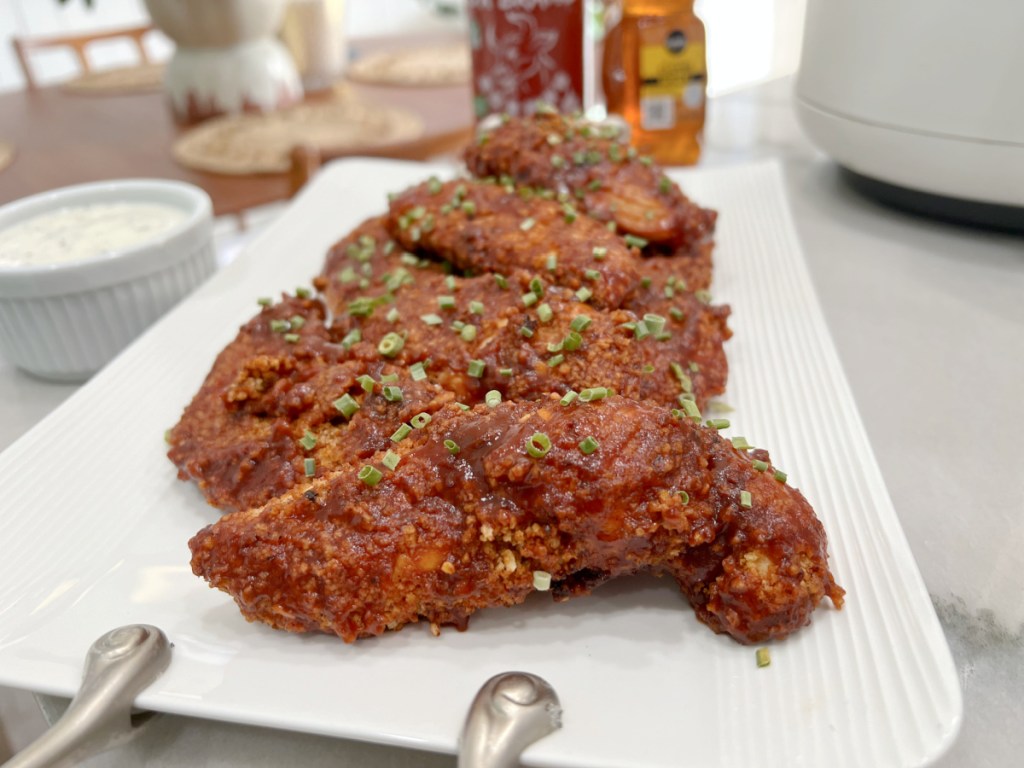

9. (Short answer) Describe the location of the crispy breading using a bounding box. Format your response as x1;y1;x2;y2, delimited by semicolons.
190;396;844;643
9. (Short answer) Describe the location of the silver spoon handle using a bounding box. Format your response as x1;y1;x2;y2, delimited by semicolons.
3;624;171;768
458;672;562;768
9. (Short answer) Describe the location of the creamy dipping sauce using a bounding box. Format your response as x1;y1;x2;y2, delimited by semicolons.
0;202;186;267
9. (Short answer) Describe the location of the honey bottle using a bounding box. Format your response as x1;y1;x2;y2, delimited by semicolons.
603;0;707;165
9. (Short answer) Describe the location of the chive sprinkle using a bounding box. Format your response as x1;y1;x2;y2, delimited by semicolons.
382;385;403;402
358;465;383;487
731;437;753;451
409;362;427;381
467;359;485;378
575;287;593;303
469;300;484;315
533;570;552;591
707;418;730;430
584;268;601;281
578;436;599;455
678;490;690;504
295;287;312;299
752;459;770;472
679;399;701;422
624;234;649;249
522;291;538;307
494;273;508;289
570;315;592;332
756;648;771;668
356;374;375;393
560;390;578;406
578;387;610;402
562;330;583;351
740;490;752;508
444;439;460;455
410;412;432;429
333;393;360;418
499;367;513;376
391;423;412;442
526;432;552;458
386;307;401;323
257;296;272;307
520;217;536;231
485;390;502;407
304;457;316;477
774;469;788;484
283;333;300;343
592;246;607;260
380;373;399;383
529;277;544;297
421;313;443;326
643;313;666;335
519;325;534;338
548;354;565;367
270;319;290;333
299;431;317;450
537;303;553;323
378;332;405;358
438;295;456;310
460;324;477;342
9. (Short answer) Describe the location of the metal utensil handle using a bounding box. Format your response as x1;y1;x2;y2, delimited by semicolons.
458;671;562;768
3;624;171;768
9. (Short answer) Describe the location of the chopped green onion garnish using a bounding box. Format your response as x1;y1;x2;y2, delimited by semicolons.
519;324;534;338
731;437;753;451
695;289;712;304
658;176;672;194
774;469;788;484
578;387;609;402
269;319;290;333
381;450;401;471
592;246;607;260
358;464;383;487
283;333;300;343
386;307;401;323
341;329;362;349
624;234;649;249
460;324;477;342
707;418;730;430
494;273;508;289
438;295;456;310
756;648;771;668
380;373;399;384
575;287;593;303
461;200;477;216
678;490;690;504
409;412;431;429
521;292;538;307
382;385;403;402
752;459;770;472
356;374;375;393
391;423;412;442
533;570;552;591
467;359;485;378
421;313;443;326
640;276;652;288
529;277;544;297
537;303;553;323
670;307;685;320
578;436;599;455
469;300;484;315
295;286;312;299
562;330;582;351
643;313;666;335
551;155;565;168
444;439;460;455
378;332;405;358
740;490;752;508
526;432;552;458
304;457;316;477
584;269;601;281
560;390;578;406
299;431;317;450
642;364;655;374
445;275;457;291
633;320;650;340
485;390;502;408
570;315;592;332
427;176;443;194
547;353;565;367
679;399;701;422
333;393;360;418
289;315;306;330
520;217;536;231
257;296;272;307
545;253;558;271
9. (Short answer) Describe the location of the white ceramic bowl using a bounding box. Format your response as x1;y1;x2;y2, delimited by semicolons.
0;179;215;382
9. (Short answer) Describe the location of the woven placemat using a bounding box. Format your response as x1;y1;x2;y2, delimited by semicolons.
0;141;14;173
62;62;165;95
173;96;424;175
347;43;470;87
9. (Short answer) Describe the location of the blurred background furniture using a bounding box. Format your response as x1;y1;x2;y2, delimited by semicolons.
11;23;155;89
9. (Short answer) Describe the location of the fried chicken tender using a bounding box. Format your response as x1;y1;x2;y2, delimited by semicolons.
190;395;843;644
464;112;716;252
387;178;641;309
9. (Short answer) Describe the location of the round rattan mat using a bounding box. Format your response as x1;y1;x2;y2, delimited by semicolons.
62;63;165;95
173;96;424;176
347;43;470;87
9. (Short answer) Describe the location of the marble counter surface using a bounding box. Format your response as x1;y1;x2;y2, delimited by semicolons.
1;77;1021;766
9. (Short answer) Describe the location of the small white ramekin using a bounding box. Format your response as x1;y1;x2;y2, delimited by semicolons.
0;179;216;382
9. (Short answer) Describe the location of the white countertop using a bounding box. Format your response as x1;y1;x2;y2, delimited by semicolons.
1;76;1021;766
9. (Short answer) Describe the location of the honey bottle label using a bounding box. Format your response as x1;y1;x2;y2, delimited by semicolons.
637;27;706;131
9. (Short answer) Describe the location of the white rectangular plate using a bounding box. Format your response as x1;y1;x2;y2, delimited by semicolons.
0;159;961;768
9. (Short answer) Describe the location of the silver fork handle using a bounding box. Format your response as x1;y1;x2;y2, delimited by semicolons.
458;672;562;768
3;624;171;768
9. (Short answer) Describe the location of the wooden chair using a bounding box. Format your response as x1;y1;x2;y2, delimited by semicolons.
11;24;154;90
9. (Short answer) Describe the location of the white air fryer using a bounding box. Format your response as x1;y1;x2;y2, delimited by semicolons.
795;0;1024;230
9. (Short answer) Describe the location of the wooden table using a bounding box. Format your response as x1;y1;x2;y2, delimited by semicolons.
0;77;474;216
